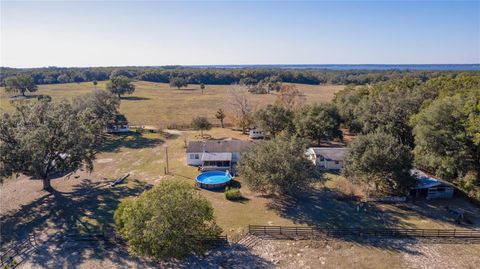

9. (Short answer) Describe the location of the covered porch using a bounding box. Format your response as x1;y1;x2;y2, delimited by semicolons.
201;152;232;171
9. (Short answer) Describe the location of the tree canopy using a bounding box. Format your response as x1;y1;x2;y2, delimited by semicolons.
114;180;222;260
255;105;292;138
333;75;480;199
169;76;189;89
412;90;480;199
106;76;135;98
73;90;121;144
293;104;342;145
191;116;212;137
0;99;101;190
2;66;472;86
237;135;320;196
343;131;415;194
4;74;38;97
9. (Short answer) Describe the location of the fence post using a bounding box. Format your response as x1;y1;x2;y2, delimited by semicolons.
280;226;282;235
264;226;266;235
453;229;456;237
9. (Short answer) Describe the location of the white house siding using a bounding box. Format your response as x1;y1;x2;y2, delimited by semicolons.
187;152;202;166
187;152;241;166
325;160;343;170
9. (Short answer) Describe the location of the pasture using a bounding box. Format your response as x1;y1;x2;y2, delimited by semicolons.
0;81;343;127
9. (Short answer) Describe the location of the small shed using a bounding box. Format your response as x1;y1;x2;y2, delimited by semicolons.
410;169;454;200
305;147;348;170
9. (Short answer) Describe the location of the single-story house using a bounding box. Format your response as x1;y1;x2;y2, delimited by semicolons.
305;147;348;170
186;138;253;171
410;169;454;200
106;114;129;133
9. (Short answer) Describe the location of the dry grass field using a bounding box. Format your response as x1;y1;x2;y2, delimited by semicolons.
0;81;343;126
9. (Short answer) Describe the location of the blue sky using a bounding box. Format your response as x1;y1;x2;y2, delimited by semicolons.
1;0;479;67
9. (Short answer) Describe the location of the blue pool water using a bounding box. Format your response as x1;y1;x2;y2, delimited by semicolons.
196;171;232;185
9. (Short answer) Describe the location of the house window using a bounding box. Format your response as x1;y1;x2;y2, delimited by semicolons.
190;154;200;160
334;161;340;165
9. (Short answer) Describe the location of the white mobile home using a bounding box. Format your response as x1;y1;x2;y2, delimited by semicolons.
306;147;348;170
249;128;265;139
106;114;129;133
186;138;253;171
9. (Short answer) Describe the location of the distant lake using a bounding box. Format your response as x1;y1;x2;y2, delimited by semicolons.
187;64;480;71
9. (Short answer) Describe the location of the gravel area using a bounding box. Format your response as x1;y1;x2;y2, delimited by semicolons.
11;236;480;269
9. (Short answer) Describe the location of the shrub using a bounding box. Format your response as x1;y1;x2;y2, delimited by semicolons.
225;186;242;201
114;180;222;260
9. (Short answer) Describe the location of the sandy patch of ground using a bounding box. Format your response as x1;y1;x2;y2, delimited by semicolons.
96;158;113;164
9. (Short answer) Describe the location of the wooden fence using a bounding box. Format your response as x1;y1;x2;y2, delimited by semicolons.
246;225;480;239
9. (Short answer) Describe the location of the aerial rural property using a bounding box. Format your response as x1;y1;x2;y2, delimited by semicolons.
0;1;479;268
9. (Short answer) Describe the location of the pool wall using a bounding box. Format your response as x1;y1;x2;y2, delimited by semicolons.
196;171;233;189
197;181;230;189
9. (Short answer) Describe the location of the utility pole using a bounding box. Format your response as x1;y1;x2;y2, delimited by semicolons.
165;146;169;174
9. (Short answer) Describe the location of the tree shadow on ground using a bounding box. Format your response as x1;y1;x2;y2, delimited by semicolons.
184;244;274;268
27;240;273;269
265;187;479;253
268;188;410;230
176;88;198;92
0;178;150;244
98;132;163;153
120;96;150;101
6;94;51;100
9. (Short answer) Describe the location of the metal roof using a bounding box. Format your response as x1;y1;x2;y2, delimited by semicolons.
201;152;232;161
309;147;348;161
187;139;253;153
411;169;452;189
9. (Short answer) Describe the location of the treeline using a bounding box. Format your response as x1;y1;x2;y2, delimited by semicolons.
1;66;476;86
333;75;480;199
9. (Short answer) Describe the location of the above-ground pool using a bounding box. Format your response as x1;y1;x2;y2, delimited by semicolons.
196;171;233;189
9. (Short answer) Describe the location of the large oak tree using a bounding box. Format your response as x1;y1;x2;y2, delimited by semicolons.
0;100;101;190
106;76;135;98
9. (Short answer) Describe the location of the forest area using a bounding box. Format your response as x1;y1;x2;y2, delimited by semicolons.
1;66;478;86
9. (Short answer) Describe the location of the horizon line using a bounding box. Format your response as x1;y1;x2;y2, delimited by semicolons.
2;63;480;69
